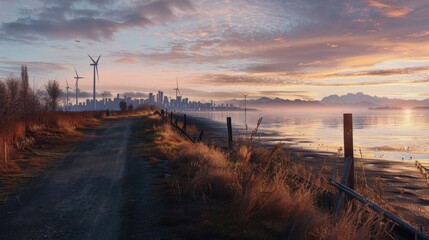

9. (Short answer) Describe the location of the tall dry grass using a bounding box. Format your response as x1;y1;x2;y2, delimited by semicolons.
0;68;106;171
0;111;101;171
156;121;392;239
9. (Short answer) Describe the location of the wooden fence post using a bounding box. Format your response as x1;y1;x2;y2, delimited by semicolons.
170;111;173;124
344;113;354;189
4;141;7;163
333;157;353;217
227;117;233;150
183;114;187;132
174;117;179;127
198;130;204;142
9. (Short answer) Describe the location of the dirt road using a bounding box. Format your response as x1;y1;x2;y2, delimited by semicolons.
0;116;167;240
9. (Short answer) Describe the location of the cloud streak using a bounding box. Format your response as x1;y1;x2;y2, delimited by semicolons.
203;73;304;86
327;65;429;77
122;91;147;98
73;90;114;98
1;0;194;41
0;61;68;75
368;0;412;18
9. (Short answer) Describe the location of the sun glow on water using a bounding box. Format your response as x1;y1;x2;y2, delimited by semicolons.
404;108;412;114
192;108;429;161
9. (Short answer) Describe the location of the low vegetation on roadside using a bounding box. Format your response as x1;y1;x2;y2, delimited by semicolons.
0;66;102;171
0;66;159;203
154;116;392;239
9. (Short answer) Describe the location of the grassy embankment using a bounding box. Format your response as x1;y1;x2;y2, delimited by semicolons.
152;115;392;240
0;111;104;203
0;105;158;203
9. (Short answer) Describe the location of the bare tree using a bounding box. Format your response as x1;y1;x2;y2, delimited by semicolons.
5;77;20;115
45;80;62;111
20;65;30;112
0;81;8;115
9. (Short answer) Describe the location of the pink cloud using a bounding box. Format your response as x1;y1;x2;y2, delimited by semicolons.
368;0;412;17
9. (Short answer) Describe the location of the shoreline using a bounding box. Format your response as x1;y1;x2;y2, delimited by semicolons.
181;109;429;162
184;113;429;228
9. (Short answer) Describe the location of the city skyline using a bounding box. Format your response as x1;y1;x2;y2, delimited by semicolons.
64;90;243;112
1;0;429;101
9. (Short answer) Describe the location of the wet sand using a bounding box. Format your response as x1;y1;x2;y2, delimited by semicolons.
185;113;429;230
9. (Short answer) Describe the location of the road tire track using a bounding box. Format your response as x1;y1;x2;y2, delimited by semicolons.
0;116;166;240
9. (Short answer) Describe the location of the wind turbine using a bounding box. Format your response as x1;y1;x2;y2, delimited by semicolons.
88;54;101;111
241;93;249;130
74;67;84;106
174;77;181;100
65;79;71;112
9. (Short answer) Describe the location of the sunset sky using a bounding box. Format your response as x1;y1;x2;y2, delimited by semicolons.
1;0;429;101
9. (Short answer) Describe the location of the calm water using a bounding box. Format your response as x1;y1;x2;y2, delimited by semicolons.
189;108;429;161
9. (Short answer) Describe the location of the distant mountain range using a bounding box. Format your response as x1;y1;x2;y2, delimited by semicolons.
228;92;429;108
321;92;429;107
229;97;320;108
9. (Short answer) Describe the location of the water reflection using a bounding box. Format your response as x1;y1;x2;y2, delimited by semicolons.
190;109;429;161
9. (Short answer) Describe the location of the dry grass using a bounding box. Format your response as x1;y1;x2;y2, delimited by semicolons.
0;112;101;163
314;205;391;240
155;121;392;239
0;108;159;164
0;111;104;203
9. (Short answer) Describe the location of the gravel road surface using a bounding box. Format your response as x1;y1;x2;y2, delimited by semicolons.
0;116;166;240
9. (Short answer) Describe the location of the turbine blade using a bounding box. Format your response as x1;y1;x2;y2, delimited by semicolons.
88;54;96;63
96;65;100;83
74;67;78;77
96;55;101;64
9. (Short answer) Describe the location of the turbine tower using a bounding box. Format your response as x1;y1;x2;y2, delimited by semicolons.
74;67;84;106
65;79;71;112
174;77;181;100
241;93;249;130
88;54;101;111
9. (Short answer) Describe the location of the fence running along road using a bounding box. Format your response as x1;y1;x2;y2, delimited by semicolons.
415;161;429;186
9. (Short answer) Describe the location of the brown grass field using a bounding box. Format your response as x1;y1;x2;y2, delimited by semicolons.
153;116;396;240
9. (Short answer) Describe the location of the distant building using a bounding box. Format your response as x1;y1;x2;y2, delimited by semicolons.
67;87;244;112
157;91;164;105
148;93;155;104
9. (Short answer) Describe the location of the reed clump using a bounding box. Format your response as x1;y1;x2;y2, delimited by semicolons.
156;120;392;239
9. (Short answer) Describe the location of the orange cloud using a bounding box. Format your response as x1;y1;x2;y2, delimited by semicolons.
368;0;412;17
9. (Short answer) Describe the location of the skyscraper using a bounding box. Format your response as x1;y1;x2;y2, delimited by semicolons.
157;91;164;105
148;93;155;104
